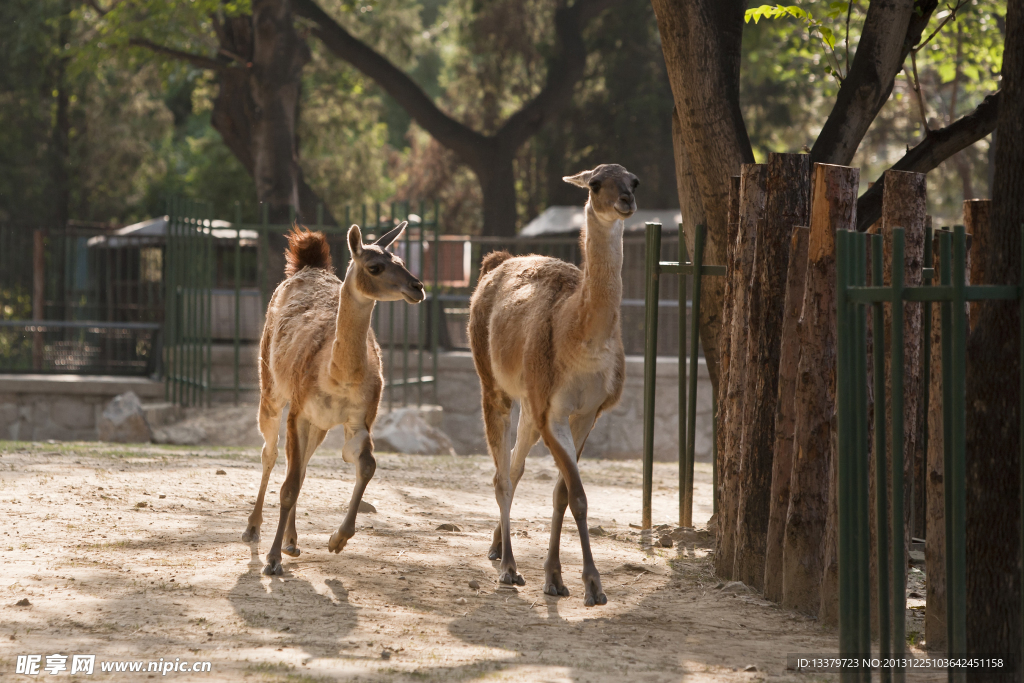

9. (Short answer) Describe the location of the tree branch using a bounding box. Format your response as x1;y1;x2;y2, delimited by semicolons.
495;0;617;150
856;90;1000;230
292;0;489;164
128;38;227;72
811;0;939;165
293;0;616;166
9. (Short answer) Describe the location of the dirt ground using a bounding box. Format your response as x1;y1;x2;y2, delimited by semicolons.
1;440;852;682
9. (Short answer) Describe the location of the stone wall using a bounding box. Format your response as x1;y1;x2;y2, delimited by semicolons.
0;353;714;462
0;375;164;441
435;352;713;461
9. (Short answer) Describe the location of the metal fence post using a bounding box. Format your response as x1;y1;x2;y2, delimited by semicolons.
679;233;688;528
642;222;662;530
950;226;968;678
872;233;891;682
891;228;907;679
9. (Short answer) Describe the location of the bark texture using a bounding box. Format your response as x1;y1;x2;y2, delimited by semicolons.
715;164;765;579
733;153;810;589
782;163;857;615
964;199;992;332
652;0;754;392
763;225;809;602
715;175;742;518
964;0;1023;667
924;234;947;651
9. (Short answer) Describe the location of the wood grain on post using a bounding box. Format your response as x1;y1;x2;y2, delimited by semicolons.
924;228;972;651
879;169;926;633
762;225;809;602
781;163;857;614
715;175;742;521
715;164;765;579
733;153;810;589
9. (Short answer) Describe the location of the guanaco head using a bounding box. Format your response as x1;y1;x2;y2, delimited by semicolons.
563;164;639;222
346;222;426;304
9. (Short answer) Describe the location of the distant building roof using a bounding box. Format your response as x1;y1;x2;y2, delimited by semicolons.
520;206;682;237
87;216;257;247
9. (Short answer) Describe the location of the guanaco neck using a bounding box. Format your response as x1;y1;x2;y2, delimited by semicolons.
329;272;375;385
574;201;624;345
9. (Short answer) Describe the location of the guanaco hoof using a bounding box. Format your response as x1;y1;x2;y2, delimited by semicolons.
544;583;570;597
241;526;259;543
262;560;283;576
487;540;502;561
328;530;351;553
281;544;301;557
498;570;525;586
584;592;608;607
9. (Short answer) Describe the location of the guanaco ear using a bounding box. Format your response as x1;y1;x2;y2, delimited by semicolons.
347;225;363;258
562;169;594;188
374;221;408;250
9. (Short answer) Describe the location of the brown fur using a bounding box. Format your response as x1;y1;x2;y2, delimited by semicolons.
467;164;638;605
244;222;424;576
284;224;333;277
480;250;513;276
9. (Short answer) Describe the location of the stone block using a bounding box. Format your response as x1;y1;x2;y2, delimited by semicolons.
97;392;153;443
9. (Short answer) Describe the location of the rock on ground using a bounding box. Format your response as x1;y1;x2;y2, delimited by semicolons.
370;407;457;456
97;391;152;443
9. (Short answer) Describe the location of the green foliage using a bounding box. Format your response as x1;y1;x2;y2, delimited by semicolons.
745;4;846;81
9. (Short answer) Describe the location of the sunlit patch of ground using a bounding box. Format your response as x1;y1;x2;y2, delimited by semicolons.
0;441;844;682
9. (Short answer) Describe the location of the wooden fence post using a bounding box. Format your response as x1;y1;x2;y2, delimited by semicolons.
763;225;809;602
715;164;765;579
783;163;857;616
715;176;742;523
880;169;927;648
733;152;811;588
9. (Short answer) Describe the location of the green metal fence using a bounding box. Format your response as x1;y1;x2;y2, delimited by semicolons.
835;225;1023;682
163;198;442;408
641;222;725;529
0;221;165;375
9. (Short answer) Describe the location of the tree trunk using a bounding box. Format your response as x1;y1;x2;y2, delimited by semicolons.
652;0;754;393
478;150;518;238
878;170;926;629
965;0;1022;665
781;163;857;615
715;163;765;579
733;153;811;589
763;225;809;602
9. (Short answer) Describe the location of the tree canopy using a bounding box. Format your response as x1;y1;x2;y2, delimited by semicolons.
0;0;1004;236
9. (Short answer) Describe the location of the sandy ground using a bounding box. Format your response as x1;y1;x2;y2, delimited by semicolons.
0;441;851;682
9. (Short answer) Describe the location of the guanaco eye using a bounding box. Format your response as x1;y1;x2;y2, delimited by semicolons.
589;180;601;193
367;264;383;276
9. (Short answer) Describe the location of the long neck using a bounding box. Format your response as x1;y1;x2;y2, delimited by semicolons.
574;201;624;342
329;273;375;383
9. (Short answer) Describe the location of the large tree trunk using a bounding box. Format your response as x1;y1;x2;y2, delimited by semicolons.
652;0;754;392
763;225;809;602
733;153;810;589
965;0;1023;669
782;163;857;615
715;163;765;579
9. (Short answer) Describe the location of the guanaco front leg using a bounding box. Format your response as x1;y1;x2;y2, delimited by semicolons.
328;427;375;553
543;412;604;605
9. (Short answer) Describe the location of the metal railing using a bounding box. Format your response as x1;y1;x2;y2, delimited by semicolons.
0;221;165;376
641;222;725;529
164;199;442;408
835;225;1023;682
